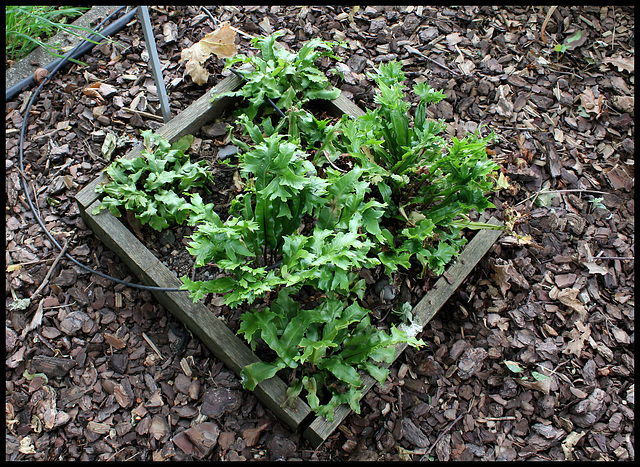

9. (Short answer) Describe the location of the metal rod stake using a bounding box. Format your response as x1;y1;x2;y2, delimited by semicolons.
137;6;172;123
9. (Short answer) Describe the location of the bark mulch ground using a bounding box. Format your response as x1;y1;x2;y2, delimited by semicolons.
6;5;634;461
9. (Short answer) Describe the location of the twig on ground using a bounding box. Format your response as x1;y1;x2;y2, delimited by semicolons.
31;235;73;302
515;188;609;207
404;44;461;77
121;107;165;122
142;332;165;360
476;416;517;423
421;411;466;460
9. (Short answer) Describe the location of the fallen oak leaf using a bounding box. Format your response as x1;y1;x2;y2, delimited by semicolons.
602;54;634;74
563;321;591;357
181;21;238;85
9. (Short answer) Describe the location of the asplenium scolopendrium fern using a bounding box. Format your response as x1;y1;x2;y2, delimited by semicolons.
333;60;503;276
218;31;342;121
238;288;424;422
93;131;214;231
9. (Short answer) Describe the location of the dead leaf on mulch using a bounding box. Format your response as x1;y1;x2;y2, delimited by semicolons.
490;259;530;296
181;22;239;85
550;286;587;317
562;431;586;461
82;82;118;103
563;321;591;357
19;436;37;455
517;375;551;394
242;421;270;447
602;54;634;73
104;332;126;350
578;87;604;118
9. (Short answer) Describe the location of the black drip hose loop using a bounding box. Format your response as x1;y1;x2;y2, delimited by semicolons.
16;6;186;293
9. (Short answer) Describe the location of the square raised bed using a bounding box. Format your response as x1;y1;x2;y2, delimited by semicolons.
75;72;503;447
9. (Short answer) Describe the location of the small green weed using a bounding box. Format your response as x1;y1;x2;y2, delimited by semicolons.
553;30;583;58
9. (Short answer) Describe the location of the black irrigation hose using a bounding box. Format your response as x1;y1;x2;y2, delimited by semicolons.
17;6;187;293
6;7;137;102
230;68;287;119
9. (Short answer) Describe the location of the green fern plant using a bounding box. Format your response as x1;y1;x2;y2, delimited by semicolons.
93;131;214;231
99;35;503;422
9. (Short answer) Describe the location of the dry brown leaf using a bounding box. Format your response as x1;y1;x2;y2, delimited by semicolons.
563;321;591;357
163;21;178;43
557;287;587;316
579;87;604;117
242;422;269;447
603;54;634;73
83;86;104;103
491;262;512;296
104;332;126;350
19;436;36;455
490;259;530;296
562;431;586;461
233;170;244;191
181;22;238;86
517;376;551;394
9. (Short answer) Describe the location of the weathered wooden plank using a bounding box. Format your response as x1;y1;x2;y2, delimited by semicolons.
78;199;311;431
326;92;366;118
303;217;503;447
75;73;244;210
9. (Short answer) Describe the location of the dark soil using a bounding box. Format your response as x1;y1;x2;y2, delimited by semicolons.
6;6;634;461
